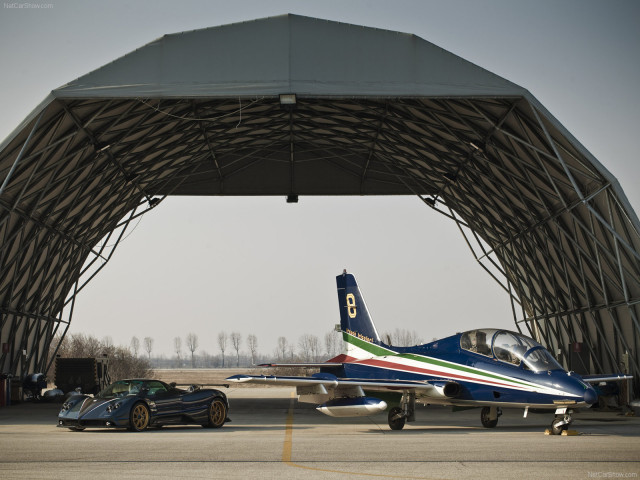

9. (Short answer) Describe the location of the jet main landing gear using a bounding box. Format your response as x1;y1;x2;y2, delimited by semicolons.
388;407;406;430
387;391;415;431
480;406;502;428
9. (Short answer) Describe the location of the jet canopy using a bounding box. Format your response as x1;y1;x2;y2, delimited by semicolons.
459;329;563;372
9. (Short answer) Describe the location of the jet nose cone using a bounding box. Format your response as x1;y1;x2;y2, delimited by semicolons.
584;386;597;405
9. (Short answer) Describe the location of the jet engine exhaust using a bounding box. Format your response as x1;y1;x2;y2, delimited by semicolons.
433;381;461;398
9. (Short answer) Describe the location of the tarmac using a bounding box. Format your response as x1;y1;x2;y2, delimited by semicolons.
0;386;639;479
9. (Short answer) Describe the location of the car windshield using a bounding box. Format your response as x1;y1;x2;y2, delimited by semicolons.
96;380;145;399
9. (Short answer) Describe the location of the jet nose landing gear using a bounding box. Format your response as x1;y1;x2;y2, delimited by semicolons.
549;412;573;435
545;407;576;435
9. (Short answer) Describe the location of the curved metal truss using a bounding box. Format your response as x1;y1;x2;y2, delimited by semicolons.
1;93;638;394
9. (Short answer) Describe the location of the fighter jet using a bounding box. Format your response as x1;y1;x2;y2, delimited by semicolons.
228;271;629;434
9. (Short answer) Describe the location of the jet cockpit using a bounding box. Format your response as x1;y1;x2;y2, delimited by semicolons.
460;329;563;372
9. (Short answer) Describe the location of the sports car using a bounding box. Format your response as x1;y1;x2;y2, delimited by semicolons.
58;379;229;431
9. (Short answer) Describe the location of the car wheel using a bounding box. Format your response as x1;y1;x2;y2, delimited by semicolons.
204;397;227;428
129;402;150;432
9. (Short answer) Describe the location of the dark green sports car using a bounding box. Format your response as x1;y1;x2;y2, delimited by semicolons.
58;379;229;431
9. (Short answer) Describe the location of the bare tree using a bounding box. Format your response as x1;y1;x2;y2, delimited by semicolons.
200;350;211;368
384;328;423;347
298;334;320;361
60;333;102;357
309;334;320;361
102;336;113;349
276;336;288;361
48;333;153;381
297;335;310;361
247;334;258;365
130;336;140;357
324;330;340;357
174;336;182;367
217;331;228;368
230;332;242;367
143;337;154;360
186;333;199;368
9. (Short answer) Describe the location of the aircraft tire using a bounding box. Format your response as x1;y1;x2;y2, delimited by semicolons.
550;416;568;435
388;407;406;430
480;407;498;428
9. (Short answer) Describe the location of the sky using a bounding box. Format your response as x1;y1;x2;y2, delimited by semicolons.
1;0;639;359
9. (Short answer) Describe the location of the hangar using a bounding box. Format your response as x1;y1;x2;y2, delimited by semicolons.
0;14;638;394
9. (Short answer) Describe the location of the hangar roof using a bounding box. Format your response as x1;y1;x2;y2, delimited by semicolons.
0;14;639;391
54;14;524;98
4;15;633;209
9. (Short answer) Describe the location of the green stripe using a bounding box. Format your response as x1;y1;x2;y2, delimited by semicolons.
399;353;533;388
343;332;395;356
344;332;533;389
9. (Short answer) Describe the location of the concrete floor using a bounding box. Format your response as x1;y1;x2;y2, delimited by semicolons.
0;387;638;479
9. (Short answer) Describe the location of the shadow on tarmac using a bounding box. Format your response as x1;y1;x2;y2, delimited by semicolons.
2;397;639;438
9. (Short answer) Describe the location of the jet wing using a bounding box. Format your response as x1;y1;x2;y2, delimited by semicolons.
256;363;344;368
228;374;338;387
581;374;633;383
255;354;356;369
227;374;450;396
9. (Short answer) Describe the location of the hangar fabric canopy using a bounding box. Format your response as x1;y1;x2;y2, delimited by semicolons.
0;14;638;394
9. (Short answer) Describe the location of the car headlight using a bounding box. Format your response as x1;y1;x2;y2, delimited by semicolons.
61;402;71;412
106;402;122;413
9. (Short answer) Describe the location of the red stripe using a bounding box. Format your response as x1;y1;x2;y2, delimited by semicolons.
354;358;525;390
327;353;357;363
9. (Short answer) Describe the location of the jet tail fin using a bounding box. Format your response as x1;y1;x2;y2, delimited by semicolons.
336;271;382;359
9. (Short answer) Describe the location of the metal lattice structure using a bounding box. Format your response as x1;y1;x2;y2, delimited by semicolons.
1;15;638;393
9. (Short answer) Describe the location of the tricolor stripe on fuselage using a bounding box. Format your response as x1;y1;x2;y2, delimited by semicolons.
342;331;580;398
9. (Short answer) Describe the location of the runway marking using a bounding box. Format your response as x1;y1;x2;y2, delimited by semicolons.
281;392;445;480
281;393;294;463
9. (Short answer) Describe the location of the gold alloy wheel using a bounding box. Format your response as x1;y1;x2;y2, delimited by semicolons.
131;403;149;431
209;399;226;427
